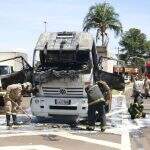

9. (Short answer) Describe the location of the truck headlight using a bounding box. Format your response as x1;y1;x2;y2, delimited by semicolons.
82;100;87;104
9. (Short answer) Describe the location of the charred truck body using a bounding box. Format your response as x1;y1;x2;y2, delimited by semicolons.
31;32;104;122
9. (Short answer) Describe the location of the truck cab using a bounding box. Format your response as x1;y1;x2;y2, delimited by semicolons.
31;32;99;122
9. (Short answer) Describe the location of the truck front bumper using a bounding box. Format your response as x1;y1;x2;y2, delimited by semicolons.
30;96;88;118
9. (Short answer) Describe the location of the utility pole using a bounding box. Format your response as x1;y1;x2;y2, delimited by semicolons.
117;47;120;66
44;21;48;32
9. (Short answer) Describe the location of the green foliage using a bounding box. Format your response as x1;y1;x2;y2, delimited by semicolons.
130;56;145;67
119;28;147;60
144;40;150;52
83;2;122;46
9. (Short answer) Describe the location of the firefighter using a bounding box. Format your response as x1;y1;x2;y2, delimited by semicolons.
97;80;112;112
85;84;97;131
96;81;112;131
4;82;31;126
129;84;146;119
128;102;146;119
143;76;150;99
85;80;112;132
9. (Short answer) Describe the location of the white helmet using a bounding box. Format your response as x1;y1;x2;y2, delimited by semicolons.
22;82;32;90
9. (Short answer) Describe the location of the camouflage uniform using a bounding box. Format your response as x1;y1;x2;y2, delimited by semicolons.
4;84;23;126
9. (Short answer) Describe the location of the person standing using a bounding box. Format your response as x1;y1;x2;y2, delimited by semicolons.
96;81;112;131
4;82;31;126
143;76;150;99
85;80;112;132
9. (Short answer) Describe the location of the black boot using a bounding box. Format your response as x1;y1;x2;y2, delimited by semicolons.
6;114;11;126
12;114;18;125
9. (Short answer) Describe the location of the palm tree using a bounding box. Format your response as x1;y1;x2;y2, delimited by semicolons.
83;3;122;47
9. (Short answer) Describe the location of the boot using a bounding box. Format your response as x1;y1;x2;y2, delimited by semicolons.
86;125;95;131
6;114;11;126
100;123;106;132
12;114;18;125
101;126;106;132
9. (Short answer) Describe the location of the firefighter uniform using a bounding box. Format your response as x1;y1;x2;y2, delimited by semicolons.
4;84;23;126
128;102;145;119
97;81;112;112
85;81;111;132
4;82;32;126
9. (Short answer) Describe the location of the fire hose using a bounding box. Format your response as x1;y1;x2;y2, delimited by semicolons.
10;98;32;120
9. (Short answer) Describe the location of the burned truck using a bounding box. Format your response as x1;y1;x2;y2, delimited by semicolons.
31;32;101;121
31;31;125;122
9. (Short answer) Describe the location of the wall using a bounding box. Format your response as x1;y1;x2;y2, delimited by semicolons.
96;46;116;73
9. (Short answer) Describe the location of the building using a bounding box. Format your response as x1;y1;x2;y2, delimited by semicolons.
96;46;116;73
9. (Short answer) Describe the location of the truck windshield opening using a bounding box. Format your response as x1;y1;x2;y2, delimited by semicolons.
36;50;92;73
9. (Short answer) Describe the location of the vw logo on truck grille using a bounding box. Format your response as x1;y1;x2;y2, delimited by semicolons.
60;88;67;95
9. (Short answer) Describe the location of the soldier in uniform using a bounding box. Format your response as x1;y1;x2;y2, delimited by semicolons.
4;82;31;126
143;76;150;99
85;80;112;132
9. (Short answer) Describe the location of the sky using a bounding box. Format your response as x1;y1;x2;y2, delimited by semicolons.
0;0;150;64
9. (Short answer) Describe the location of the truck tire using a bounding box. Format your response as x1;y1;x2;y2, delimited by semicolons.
69;121;78;128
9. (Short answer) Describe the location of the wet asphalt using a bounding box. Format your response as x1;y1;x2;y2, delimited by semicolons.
0;85;150;150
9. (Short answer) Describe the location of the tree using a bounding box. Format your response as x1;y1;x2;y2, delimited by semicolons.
119;28;147;63
144;40;150;58
144;40;150;51
83;2;122;47
130;56;145;68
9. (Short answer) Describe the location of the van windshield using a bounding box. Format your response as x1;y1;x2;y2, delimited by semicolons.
0;66;10;75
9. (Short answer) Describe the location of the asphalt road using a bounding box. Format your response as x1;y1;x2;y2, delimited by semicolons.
125;84;150;150
0;84;149;150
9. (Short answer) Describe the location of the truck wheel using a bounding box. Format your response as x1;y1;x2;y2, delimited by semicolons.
35;116;45;123
69;121;78;128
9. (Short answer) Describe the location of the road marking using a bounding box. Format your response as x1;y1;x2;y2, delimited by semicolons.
106;108;127;117
0;130;121;149
121;127;131;150
121;96;131;150
0;145;61;150
52;131;121;149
